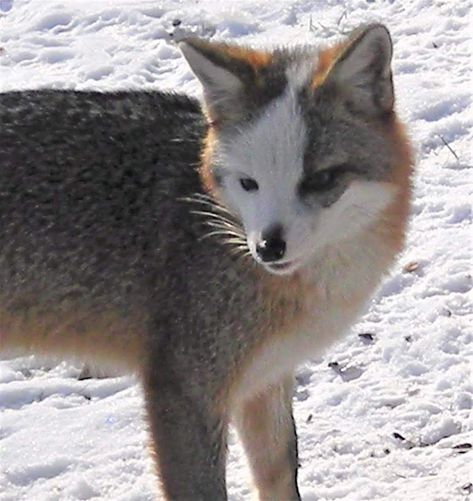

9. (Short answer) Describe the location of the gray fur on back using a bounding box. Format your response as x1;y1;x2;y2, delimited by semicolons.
0;90;263;386
0;91;200;308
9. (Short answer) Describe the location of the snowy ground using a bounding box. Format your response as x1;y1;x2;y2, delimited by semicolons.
0;0;472;500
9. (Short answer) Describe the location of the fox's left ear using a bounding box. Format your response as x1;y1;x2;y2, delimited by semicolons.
324;24;394;115
179;38;270;123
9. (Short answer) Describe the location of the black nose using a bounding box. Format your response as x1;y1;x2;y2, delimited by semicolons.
256;225;286;262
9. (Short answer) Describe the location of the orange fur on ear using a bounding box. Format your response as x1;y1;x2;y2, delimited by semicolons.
312;25;395;114
181;38;272;77
311;42;347;88
225;46;272;70
223;45;272;88
180;38;274;124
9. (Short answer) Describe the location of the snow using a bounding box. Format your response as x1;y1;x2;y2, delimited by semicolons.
0;0;472;500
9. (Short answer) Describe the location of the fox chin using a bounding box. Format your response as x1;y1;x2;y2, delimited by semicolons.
0;23;414;501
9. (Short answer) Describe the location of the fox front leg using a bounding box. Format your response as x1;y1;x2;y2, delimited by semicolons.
234;374;301;501
143;366;228;501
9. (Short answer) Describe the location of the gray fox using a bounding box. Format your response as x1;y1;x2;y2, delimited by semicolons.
0;24;413;500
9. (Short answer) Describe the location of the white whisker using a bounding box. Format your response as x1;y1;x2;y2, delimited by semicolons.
222;238;247;246
190;210;233;224
181;193;248;256
205;221;244;236
199;230;245;242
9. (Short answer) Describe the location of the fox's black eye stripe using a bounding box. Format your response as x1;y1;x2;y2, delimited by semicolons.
240;177;259;192
299;170;335;194
299;165;348;194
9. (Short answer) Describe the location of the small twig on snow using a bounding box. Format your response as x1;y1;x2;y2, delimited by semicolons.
336;10;347;27
438;134;460;162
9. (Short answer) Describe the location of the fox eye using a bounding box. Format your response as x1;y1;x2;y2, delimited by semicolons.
299;167;343;195
240;177;259;192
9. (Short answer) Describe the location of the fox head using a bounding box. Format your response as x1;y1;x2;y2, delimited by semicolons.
180;24;412;276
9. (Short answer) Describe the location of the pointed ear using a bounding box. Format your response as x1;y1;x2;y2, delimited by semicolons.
324;24;394;116
179;38;270;123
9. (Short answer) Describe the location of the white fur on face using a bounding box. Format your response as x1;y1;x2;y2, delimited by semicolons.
214;76;396;275
289;181;397;271
216;85;308;261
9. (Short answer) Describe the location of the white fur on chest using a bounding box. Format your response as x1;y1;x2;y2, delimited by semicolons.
235;300;359;402
234;230;394;402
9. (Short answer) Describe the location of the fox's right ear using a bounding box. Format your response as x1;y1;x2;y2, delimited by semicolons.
179;38;270;123
323;24;394;116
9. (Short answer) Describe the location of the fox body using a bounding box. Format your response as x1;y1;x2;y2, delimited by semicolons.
0;25;413;500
